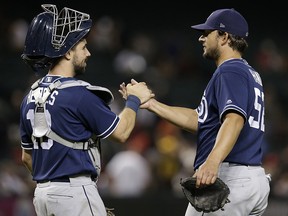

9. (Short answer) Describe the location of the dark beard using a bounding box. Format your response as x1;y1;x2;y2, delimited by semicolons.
203;47;220;61
74;65;86;76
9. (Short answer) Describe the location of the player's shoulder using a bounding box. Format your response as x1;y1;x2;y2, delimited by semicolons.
218;58;252;76
57;80;93;99
59;79;114;104
220;58;247;69
57;79;90;90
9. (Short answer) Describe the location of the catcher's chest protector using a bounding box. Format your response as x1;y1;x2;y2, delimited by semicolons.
30;79;113;176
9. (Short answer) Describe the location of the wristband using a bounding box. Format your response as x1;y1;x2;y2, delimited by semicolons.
125;95;141;113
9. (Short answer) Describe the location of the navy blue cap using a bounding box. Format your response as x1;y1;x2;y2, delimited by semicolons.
191;8;249;38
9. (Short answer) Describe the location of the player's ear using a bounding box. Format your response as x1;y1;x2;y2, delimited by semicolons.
224;32;230;42
64;50;72;60
219;31;229;45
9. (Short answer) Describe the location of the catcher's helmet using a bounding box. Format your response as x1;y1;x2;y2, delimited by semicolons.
21;4;92;71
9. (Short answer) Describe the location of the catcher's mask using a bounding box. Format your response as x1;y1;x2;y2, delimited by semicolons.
21;4;92;72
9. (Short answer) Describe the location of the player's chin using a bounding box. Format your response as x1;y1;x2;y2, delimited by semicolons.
82;62;88;70
75;66;86;75
203;51;210;59
81;60;87;68
202;47;207;54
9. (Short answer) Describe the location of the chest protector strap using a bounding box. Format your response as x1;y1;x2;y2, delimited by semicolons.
31;78;112;150
31;78;111;176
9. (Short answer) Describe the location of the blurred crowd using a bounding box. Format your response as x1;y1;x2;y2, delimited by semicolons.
0;14;288;215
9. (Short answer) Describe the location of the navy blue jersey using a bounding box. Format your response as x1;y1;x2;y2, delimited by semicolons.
195;59;265;169
20;75;120;181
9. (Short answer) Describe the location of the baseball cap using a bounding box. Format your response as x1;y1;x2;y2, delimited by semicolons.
191;8;249;38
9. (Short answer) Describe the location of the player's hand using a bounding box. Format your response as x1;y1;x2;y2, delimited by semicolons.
120;79;154;104
192;160;219;188
119;82;128;100
119;79;140;100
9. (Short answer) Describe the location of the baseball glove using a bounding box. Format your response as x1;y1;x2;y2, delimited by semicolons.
180;176;230;213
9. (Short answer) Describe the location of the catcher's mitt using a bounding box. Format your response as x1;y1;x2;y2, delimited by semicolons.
180;176;230;213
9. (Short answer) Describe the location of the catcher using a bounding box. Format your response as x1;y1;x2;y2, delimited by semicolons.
120;8;271;216
20;4;154;216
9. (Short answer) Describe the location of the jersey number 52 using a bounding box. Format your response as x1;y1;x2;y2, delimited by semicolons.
248;87;265;132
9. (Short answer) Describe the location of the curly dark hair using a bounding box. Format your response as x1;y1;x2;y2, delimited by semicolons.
218;30;248;55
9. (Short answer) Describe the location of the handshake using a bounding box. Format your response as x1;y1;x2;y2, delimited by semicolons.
119;79;155;109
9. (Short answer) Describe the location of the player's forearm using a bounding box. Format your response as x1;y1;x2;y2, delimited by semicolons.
22;149;33;175
207;112;244;164
110;108;137;143
147;99;198;133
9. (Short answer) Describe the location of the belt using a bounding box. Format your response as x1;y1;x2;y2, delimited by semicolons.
37;175;97;184
223;162;260;167
37;176;70;183
228;162;247;166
